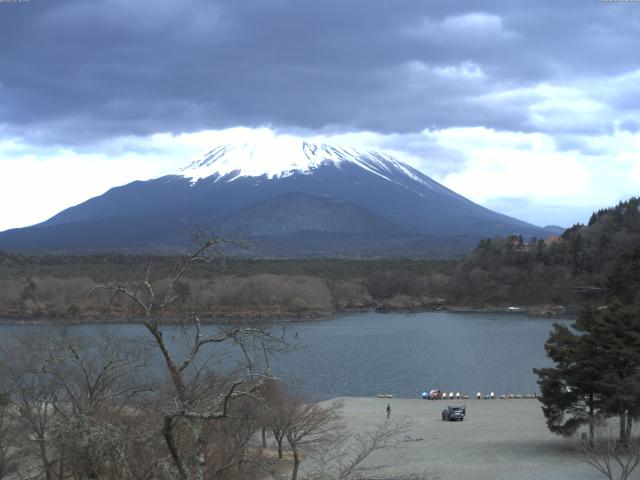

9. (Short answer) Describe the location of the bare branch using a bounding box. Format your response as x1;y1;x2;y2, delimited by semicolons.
91;284;152;317
580;427;640;480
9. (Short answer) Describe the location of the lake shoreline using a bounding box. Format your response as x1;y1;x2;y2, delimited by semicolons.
0;302;576;325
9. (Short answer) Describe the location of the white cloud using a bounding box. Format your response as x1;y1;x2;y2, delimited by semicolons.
434;62;485;79
475;69;640;135
431;128;590;201
408;12;515;43
0;141;177;231
422;127;640;226
441;12;505;35
402;60;486;82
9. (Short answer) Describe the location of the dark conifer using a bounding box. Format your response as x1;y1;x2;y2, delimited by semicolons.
536;250;640;443
607;247;640;305
534;314;605;442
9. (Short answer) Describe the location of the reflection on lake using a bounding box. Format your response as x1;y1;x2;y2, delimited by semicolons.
0;311;568;400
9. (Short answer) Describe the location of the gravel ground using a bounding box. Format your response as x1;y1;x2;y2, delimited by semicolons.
316;397;604;480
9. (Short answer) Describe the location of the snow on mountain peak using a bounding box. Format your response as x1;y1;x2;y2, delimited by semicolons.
178;138;435;190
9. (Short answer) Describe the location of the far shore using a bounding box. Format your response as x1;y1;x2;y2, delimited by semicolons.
0;303;576;326
316;397;599;480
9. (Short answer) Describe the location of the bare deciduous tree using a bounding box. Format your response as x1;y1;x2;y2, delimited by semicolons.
283;398;343;480
261;380;291;459
304;418;414;480
0;330;159;480
2;333;66;480
94;238;290;480
580;428;640;480
0;392;18;479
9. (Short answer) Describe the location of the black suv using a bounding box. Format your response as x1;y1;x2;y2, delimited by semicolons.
441;406;465;421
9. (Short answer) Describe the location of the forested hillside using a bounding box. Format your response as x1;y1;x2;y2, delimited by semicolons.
451;197;640;310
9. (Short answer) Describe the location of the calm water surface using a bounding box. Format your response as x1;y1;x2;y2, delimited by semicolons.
0;311;568;399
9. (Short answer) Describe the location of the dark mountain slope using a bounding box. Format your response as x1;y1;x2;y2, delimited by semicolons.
214;191;404;237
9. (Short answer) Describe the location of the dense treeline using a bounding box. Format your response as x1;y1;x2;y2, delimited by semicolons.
450;197;640;310
0;254;454;283
1;198;639;321
0;256;456;320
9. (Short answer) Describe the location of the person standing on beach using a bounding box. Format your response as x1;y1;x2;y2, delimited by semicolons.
386;403;391;418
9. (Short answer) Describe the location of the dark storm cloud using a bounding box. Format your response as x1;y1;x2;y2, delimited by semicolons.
1;0;639;144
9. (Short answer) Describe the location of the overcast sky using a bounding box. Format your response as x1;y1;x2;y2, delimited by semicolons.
1;0;639;231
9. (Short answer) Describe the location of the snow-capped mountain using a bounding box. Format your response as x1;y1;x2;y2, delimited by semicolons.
179;141;448;194
0;140;548;256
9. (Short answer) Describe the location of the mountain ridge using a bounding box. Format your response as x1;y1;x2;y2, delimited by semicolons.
0;140;550;257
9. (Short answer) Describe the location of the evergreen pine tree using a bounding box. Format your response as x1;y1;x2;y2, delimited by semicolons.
534;313;605;442
536;250;640;443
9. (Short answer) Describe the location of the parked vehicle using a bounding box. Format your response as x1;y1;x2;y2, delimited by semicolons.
422;389;441;400
441;405;465;421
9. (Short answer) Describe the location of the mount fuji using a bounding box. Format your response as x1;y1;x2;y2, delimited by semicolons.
0;140;549;256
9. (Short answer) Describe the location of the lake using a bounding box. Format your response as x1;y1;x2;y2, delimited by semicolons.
278;311;567;399
0;311;567;400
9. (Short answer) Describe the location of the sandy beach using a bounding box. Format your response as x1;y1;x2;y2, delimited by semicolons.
317;397;603;480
